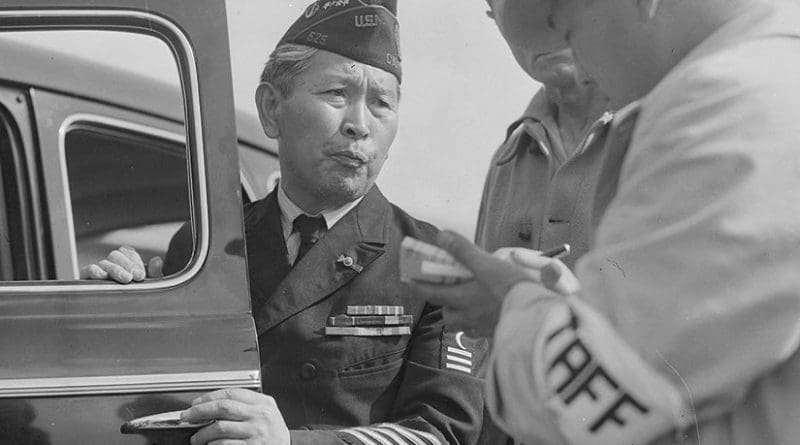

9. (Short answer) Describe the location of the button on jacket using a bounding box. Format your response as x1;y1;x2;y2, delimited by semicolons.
475;91;612;269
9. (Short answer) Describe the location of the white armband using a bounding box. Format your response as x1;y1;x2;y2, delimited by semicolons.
534;295;693;444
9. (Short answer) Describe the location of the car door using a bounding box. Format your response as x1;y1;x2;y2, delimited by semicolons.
0;2;260;444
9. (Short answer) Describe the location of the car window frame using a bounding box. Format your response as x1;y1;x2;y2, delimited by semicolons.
58;113;189;280
0;86;49;280
0;8;209;293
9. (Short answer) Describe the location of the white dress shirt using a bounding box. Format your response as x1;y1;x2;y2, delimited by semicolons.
277;185;363;266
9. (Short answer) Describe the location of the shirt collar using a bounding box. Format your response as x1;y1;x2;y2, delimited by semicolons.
503;89;555;141
277;184;364;241
498;90;614;165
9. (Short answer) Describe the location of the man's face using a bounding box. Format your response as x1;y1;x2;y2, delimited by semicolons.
511;45;581;87
547;0;647;103
263;50;399;211
487;0;567;55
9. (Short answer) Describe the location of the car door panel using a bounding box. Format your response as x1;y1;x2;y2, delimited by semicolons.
0;2;259;443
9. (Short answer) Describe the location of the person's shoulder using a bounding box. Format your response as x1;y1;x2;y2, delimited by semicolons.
690;38;800;99
638;27;800;153
489;93;548;165
243;191;276;228
647;12;800;117
386;200;439;244
488;126;521;166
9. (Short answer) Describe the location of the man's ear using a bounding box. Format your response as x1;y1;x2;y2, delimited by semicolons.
256;82;283;139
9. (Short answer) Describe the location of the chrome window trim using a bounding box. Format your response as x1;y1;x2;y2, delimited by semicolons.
0;370;260;398
0;9;209;292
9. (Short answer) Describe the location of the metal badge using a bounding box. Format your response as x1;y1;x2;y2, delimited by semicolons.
336;254;363;272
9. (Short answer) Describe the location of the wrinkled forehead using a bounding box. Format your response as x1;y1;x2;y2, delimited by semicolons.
488;0;568;55
306;50;400;94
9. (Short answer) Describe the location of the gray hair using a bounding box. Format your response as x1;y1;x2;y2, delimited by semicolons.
260;43;319;97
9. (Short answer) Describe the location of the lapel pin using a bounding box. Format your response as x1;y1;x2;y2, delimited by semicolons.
336;254;363;273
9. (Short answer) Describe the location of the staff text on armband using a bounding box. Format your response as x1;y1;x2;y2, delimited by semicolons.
545;312;650;434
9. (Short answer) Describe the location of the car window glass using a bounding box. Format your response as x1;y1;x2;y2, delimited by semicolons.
0;30;194;281
65;126;189;272
0;111;17;280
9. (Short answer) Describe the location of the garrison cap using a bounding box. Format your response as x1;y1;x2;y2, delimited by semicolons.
278;0;402;82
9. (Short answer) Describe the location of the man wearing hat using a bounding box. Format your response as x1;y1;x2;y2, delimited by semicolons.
412;0;800;444
85;1;486;444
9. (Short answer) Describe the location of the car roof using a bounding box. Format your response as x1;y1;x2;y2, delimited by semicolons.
0;36;274;153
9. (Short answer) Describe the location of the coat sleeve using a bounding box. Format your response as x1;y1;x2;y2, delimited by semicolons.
486;53;800;444
290;303;488;445
163;221;192;276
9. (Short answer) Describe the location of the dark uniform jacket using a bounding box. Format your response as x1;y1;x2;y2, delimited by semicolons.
166;186;486;445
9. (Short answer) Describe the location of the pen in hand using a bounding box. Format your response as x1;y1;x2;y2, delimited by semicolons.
540;243;570;259
538;244;579;294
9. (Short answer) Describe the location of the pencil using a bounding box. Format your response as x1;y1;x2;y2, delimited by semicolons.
541;244;570;259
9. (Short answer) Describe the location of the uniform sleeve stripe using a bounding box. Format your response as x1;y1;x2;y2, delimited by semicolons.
377;423;442;445
447;346;472;358
349;427;395;445
412;429;443;445
446;354;473;366
375;424;426;445
371;428;405;445
340;428;381;445
373;427;413;445
446;362;472;374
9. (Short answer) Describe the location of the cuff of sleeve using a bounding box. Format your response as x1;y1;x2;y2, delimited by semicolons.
486;282;564;444
500;281;559;316
290;429;344;445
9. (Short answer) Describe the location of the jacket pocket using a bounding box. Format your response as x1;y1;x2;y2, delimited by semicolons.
338;348;406;378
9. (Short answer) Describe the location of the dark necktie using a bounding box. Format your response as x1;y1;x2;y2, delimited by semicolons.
292;215;326;265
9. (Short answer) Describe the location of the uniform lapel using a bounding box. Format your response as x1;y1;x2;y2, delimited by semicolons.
591;102;641;230
245;192;291;316
254;186;390;336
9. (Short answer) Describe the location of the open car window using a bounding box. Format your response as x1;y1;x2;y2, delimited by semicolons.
64;122;190;273
0;29;198;282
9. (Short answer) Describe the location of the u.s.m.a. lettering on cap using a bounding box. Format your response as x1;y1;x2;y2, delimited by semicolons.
278;0;402;82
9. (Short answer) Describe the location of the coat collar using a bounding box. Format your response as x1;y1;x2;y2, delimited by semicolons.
591;101;641;230
497;91;614;167
496;90;563;165
253;185;390;335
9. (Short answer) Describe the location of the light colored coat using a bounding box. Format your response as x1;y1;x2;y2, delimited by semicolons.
486;2;800;444
475;91;612;269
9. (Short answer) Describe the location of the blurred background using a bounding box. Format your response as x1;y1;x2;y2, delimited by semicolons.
14;1;538;237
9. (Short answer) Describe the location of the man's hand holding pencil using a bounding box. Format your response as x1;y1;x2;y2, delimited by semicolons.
405;231;579;337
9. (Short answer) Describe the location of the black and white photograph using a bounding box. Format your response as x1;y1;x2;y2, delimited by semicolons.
0;1;798;444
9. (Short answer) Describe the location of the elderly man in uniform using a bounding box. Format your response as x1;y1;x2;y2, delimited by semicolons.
413;0;800;444
84;2;486;444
